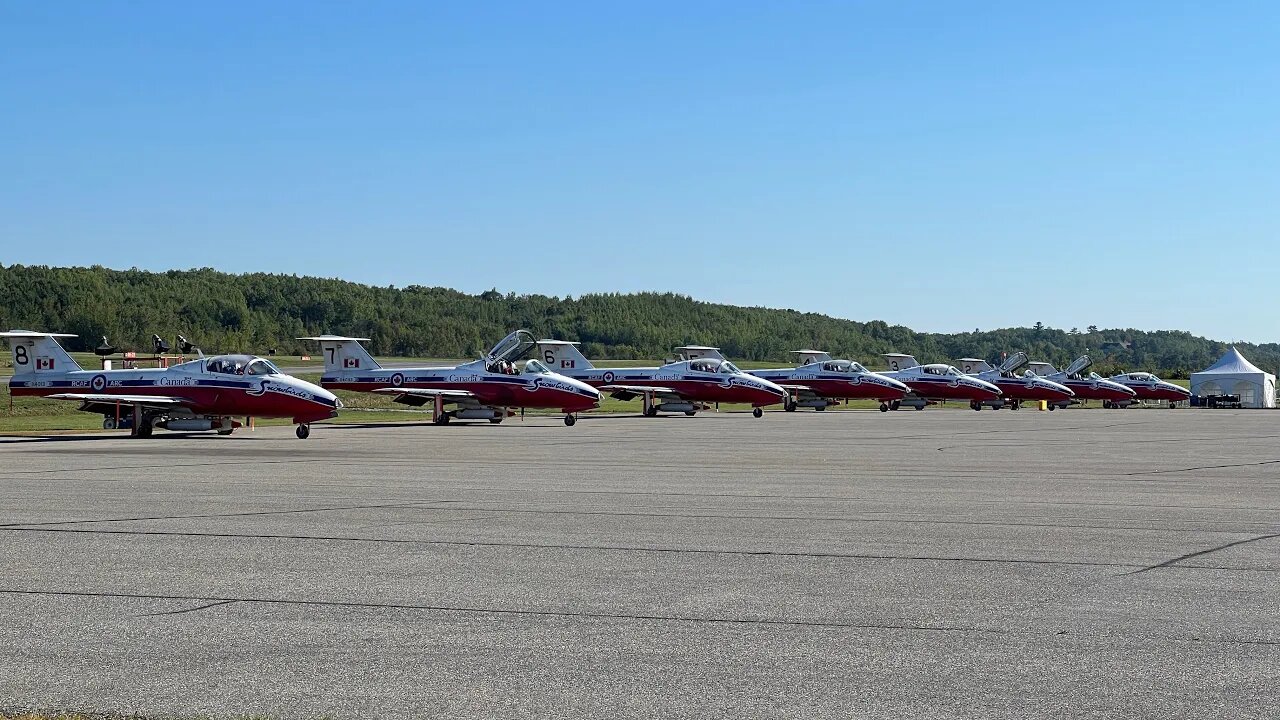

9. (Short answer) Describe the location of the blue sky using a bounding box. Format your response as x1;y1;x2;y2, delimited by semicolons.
3;2;1276;341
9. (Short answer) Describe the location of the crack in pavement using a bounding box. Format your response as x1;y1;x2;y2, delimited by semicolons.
1125;459;1280;476
141;599;238;616
0;588;996;634
1123;533;1280;575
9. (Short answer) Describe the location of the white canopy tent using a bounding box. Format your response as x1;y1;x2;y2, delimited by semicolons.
1190;347;1276;408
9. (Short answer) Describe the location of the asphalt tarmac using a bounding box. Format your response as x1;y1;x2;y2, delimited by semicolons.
1;408;1277;719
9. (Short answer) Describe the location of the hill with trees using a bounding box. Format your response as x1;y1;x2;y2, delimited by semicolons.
1;264;1275;377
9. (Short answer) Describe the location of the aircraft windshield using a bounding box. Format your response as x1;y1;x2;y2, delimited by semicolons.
523;359;551;374
246;359;280;376
850;362;869;373
720;361;742;374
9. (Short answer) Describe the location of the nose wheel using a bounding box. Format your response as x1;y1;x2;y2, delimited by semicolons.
879;403;889;412
295;424;311;439
564;414;577;426
752;407;763;418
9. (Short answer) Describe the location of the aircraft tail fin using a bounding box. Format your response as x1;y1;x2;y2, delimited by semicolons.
1025;361;1058;377
298;335;380;373
674;345;725;361
882;353;919;371
536;340;594;371
791;350;832;366
1064;355;1093;377
0;331;82;377
957;358;994;374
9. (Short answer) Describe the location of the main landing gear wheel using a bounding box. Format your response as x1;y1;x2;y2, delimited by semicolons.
102;417;117;430
752;407;764;418
784;402;797;412
435;414;451;425
970;401;982;411
644;406;658;417
1103;400;1113;409
914;404;924;410
1048;404;1055;411
295;424;310;439
564;414;576;426
891;400;901;411
684;410;696;416
879;403;889;412
489;417;503;424
815;405;826;412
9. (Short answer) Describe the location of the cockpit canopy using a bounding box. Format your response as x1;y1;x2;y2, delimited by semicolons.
689;358;742;374
204;355;279;376
921;364;963;376
821;360;870;373
523;359;551;375
1125;372;1157;382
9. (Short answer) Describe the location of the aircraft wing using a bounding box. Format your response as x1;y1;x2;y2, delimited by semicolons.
371;387;476;407
47;393;191;409
599;384;682;401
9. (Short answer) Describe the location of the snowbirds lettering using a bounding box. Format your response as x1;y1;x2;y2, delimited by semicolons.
301;330;600;426
1;330;339;438
751;350;910;412
878;353;1003;411
536;340;788;418
1025;356;1138;409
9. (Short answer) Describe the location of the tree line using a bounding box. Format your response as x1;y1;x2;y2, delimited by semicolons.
1;264;1275;377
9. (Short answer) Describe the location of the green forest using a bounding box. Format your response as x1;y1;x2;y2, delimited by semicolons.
1;264;1275;377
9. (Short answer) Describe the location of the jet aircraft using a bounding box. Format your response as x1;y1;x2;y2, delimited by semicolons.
1024;356;1138;409
302;330;600;426
955;353;1076;409
2;330;339;438
1108;370;1191;408
535;340;788;417
879;353;1003;410
750;350;910;412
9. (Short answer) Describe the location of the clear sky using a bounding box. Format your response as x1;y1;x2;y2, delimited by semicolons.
2;2;1276;341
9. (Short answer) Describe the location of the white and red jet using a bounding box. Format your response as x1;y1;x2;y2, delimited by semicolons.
1025;356;1138;409
2;330;339;438
955;352;1076;410
1109;370;1191;408
302;330;600;426
535;340;789;417
879;353;1003;410
750;350;910;412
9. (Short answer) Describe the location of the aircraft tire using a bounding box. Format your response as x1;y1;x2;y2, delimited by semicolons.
564;414;576;426
435;414;450;425
102;417;117;430
137;421;154;438
1048;405;1055;411
815;405;826;412
914;404;923;410
970;401;981;411
644;406;658;417
684;410;696;416
295;424;310;439
489;417;503;424
1103;400;1112;409
879;403;888;412
752;407;763;418
784;402;796;412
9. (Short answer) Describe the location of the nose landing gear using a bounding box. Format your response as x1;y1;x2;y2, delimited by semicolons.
752;407;763;418
564;414;577;426
295;424;311;439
